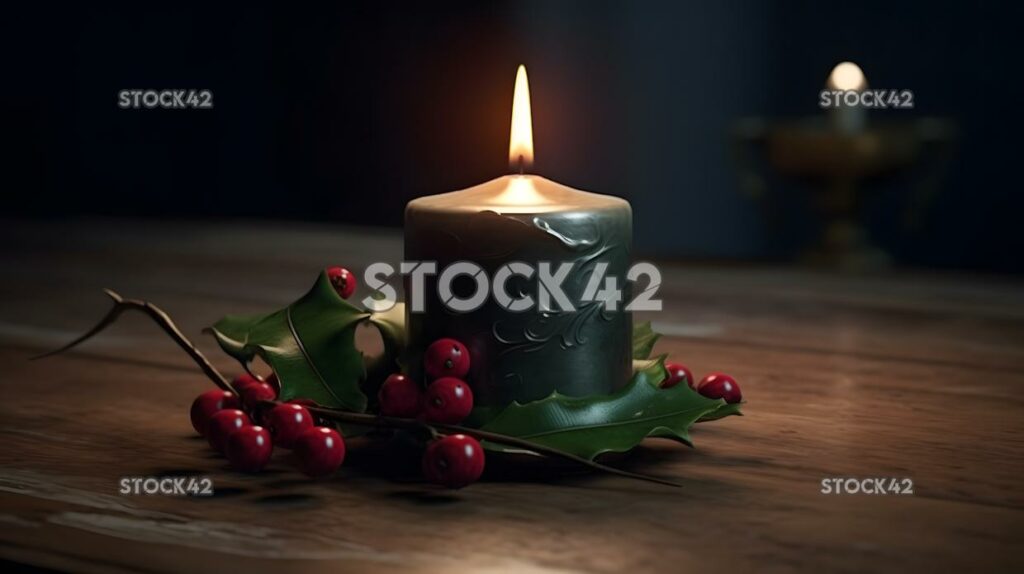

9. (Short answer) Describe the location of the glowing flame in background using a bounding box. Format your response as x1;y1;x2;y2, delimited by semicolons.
828;61;867;91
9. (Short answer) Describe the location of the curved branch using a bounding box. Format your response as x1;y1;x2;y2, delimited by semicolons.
33;289;235;393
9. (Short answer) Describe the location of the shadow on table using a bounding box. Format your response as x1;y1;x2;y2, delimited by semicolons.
149;433;752;509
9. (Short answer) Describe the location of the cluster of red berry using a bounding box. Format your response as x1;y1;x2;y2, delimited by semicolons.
190;374;345;477
377;337;484;488
661;362;742;404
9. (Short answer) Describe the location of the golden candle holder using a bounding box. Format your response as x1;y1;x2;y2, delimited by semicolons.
733;116;956;272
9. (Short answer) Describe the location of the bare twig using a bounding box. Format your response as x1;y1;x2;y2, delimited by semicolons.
37;290;680;488
32;289;235;393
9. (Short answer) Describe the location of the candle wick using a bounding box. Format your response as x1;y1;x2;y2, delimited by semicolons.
517;154;525;175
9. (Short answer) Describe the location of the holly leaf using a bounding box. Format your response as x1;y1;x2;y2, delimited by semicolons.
699;401;744;422
632;321;661;359
207;272;371;412
480;356;738;460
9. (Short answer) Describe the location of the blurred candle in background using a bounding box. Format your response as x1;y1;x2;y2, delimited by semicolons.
828;61;867;134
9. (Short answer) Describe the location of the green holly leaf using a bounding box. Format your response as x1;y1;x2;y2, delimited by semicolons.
699;401;744;422
480;356;738;460
632;321;661;359
207;272;372;412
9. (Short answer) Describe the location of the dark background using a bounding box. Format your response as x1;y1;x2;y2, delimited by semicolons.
6;1;1023;272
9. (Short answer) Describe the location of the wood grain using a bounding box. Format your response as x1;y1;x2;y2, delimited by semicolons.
0;218;1022;573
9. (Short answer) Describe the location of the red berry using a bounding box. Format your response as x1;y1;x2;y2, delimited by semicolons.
206;409;250;453
294;427;346;477
264;403;314;449
327;266;357;299
422;434;485;489
697;373;742;404
240;381;277;412
231;373;261;394
378;374;422;418
190;390;240;436
662;362;694;389
424;338;470;379
226;425;273;472
422;377;473;424
287;398;327;425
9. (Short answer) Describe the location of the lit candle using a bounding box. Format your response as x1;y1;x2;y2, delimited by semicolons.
405;65;633;407
827;61;867;134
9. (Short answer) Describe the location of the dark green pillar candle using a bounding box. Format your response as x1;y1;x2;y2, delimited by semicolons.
405;174;633;408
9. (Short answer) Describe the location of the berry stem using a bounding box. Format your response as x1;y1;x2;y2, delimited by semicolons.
300;405;682;488
38;289;680;489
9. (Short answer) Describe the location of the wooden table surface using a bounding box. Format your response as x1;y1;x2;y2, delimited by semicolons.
1;218;1022;574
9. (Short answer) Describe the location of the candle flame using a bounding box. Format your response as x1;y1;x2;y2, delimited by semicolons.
827;61;866;91
509;65;534;172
